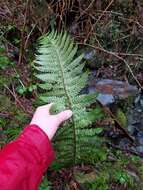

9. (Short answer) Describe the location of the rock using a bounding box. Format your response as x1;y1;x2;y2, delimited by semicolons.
128;125;138;135
84;49;96;60
136;132;143;145
136;146;143;155
92;79;138;98
127;90;143;134
119;138;131;149
134;91;143;110
125;90;143;153
106;130;122;144
96;93;115;106
87;79;138;105
127;109;140;125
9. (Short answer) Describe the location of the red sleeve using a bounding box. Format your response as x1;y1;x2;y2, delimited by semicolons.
0;124;55;190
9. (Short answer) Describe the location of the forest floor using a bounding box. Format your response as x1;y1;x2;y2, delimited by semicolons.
0;1;143;189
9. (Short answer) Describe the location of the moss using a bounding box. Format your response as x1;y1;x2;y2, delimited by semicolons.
116;108;127;128
73;151;143;190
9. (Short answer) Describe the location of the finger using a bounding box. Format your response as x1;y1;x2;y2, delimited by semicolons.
40;103;54;113
56;110;73;124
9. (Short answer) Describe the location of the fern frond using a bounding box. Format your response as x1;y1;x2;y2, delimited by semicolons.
35;31;103;168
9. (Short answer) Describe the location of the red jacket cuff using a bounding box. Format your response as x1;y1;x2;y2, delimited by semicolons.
17;124;55;169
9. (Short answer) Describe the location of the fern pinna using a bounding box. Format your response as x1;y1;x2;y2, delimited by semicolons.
35;31;103;169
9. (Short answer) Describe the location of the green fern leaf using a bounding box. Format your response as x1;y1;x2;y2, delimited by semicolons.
35;31;103;169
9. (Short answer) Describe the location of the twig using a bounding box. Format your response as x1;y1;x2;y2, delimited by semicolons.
97;101;135;143
24;24;36;50
117;52;143;58
84;0;114;43
76;0;96;22
79;42;143;89
0;112;12;118
4;84;29;114
94;0;114;26
90;10;143;31
18;0;31;65
107;142;140;157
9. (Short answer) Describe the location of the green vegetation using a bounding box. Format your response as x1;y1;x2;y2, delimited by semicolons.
35;31;103;168
0;47;15;69
116;108;127;128
39;177;52;190
81;151;143;189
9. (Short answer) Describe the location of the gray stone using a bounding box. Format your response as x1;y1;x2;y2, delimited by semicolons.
128;125;136;135
119;138;131;149
136;132;143;145
136;146;143;153
96;93;115;106
87;79;138;106
84;49;96;60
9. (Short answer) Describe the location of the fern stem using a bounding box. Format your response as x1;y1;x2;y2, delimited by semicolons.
50;39;77;165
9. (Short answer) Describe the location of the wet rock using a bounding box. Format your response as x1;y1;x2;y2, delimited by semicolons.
118;138;131;149
136;146;143;155
84;49;96;60
87;78;138;105
127;109;141;125
127;90;143;134
96;93;115;106
134;91;143;110
125;90;143;154
136;132;143;145
107;130;120;139
92;79;138;98
128;125;138;136
106;130;124;145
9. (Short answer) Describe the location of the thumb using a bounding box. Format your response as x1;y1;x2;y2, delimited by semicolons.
57;110;73;124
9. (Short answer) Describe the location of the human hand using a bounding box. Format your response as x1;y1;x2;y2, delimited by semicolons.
30;103;72;140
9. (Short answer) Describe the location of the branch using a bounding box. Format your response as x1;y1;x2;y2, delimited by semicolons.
79;42;143;89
